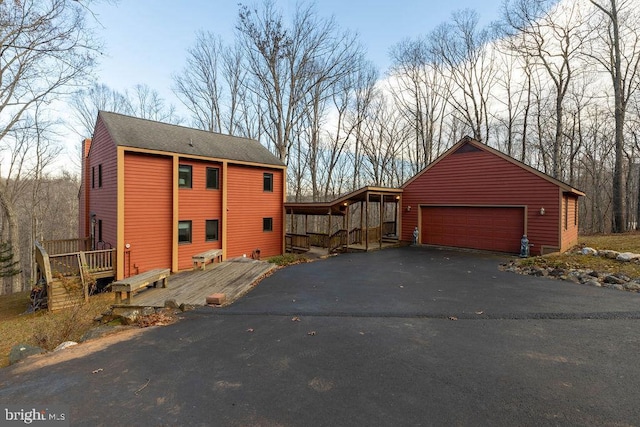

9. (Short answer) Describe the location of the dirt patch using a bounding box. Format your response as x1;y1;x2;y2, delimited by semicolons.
7;327;151;374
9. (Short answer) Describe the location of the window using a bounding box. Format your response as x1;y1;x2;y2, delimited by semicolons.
98;164;102;188
564;198;569;230
91;167;95;189
574;200;578;226
98;220;103;242
206;168;219;189
178;221;192;244
263;173;273;192
263;217;273;232
206;219;219;241
179;165;192;188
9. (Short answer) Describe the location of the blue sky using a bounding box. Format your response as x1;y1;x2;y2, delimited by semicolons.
89;0;504;108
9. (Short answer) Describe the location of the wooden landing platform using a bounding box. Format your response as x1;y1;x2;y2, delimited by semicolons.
125;258;276;308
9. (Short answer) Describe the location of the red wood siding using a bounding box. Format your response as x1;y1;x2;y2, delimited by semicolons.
226;165;283;258
561;194;579;252
177;159;223;270
421;206;524;253
87;118;118;249
123;152;173;275
403;146;561;255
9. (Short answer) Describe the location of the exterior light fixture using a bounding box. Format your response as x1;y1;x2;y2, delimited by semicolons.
539;207;545;215
407;205;411;212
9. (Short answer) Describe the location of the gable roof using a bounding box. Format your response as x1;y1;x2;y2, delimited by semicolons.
284;186;403;216
96;111;285;167
402;136;585;197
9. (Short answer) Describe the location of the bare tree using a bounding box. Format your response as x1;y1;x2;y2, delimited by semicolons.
349;62;378;190
587;0;640;232
236;0;361;165
503;0;586;179
71;83;130;137
173;31;226;132
429;9;498;143
389;37;448;173
0;0;98;293
72;83;182;136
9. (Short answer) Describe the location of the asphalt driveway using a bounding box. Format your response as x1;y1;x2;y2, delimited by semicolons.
1;246;640;426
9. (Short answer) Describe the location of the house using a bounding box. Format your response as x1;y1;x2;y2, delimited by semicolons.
401;136;585;255
78;111;286;280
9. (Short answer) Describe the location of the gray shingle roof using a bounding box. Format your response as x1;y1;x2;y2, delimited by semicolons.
98;111;285;167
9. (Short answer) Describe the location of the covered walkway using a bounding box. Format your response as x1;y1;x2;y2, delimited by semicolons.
284;186;404;254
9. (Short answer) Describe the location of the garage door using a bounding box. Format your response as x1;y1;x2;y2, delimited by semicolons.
421;206;524;253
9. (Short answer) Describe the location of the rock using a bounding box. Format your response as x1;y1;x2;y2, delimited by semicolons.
603;275;626;285
141;306;156;316
585;280;601;287
164;299;179;309
624;282;640;291
179;303;196;312
80;325;128;342
599;250;620;259
531;267;548;277
614;272;632;282
111;307;141;325
616;252;640;262
9;344;44;365
564;274;580;283
611;284;625;291
588;270;600;278
577;274;594;284
581;247;598;256
54;341;78;352
549;268;566;277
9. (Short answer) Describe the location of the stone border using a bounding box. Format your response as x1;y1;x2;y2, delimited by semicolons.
500;247;640;293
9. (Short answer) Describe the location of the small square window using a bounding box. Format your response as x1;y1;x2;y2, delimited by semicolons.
179;165;192;188
263;173;273;192
206;219;219;241
178;221;192;244
263;217;273;232
206;168;219;189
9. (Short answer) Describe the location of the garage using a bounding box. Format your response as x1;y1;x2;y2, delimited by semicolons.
420;206;524;253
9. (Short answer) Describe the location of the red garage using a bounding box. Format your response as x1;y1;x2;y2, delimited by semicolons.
401;137;584;255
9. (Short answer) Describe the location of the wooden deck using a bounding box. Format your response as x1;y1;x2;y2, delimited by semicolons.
126;258;276;308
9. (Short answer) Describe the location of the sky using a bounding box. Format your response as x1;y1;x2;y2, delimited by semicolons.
88;0;505;112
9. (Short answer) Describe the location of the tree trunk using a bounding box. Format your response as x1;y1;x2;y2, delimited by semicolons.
0;190;22;294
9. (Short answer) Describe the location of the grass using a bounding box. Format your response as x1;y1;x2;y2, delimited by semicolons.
518;231;640;279
0;292;113;368
579;232;640;253
268;253;310;266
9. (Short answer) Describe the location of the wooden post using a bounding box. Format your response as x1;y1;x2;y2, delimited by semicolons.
78;252;89;302
345;203;350;251
327;209;332;254
365;194;369;252
379;195;383;250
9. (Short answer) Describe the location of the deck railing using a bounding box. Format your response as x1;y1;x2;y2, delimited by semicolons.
347;228;362;245
285;233;311;252
47;249;116;278
34;239;116;311
329;229;349;252
308;232;329;248
41;238;91;256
